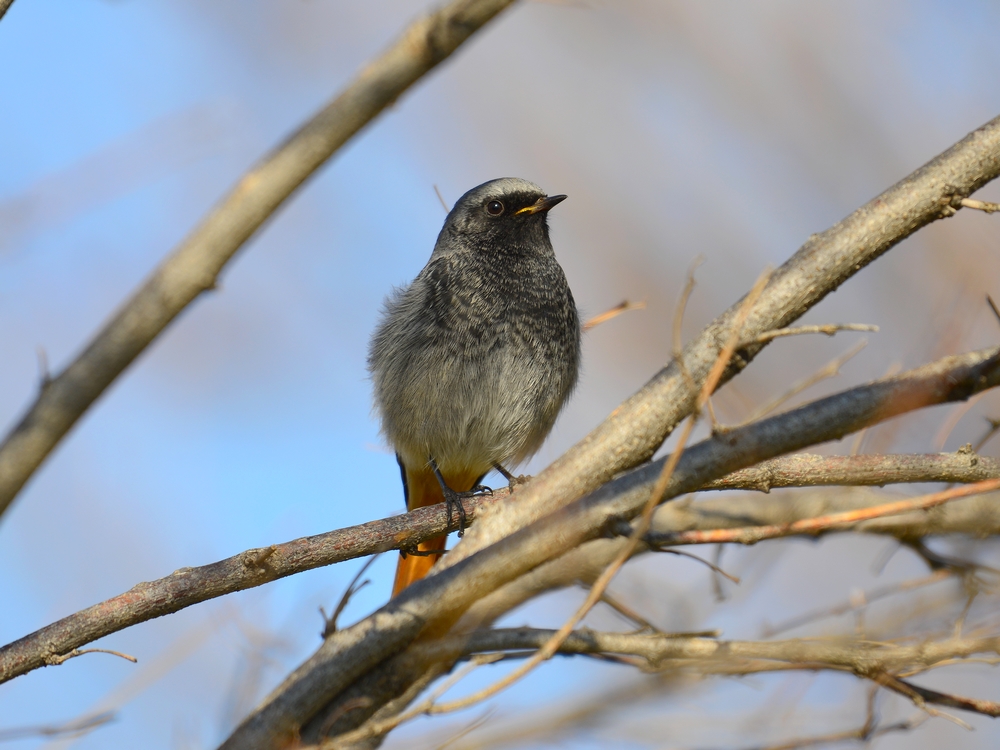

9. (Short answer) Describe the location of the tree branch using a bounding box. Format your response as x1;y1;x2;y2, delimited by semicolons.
0;0;517;521
647;479;1000;547
0;0;15;24
224;347;1000;748
700;451;1000;492
4;450;992;686
0;493;482;684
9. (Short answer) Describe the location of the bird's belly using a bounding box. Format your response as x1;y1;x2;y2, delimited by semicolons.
388;340;567;476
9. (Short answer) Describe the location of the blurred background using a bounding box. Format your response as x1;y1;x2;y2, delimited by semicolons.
2;1;1000;748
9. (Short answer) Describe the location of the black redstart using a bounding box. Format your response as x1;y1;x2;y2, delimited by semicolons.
368;177;581;595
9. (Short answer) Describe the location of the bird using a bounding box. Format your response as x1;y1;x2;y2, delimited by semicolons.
368;177;581;596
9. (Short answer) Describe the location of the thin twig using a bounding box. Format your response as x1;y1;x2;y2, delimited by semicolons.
581;300;646;332
961;197;1000;213
647;478;1000;547
742;338;868;423
47;647;137;666
433;184;450;212
320;555;379;637
762;570;952;637
986;294;1000;326
0;711;116;742
746;323;878;346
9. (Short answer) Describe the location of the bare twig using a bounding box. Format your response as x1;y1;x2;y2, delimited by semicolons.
321;555;379;638
0;0;15;24
0;0;517;521
46;647;137;666
746;323;878;346
581;300;646;332
961;197;1000;213
699;451;1000;492
742;338;868;423
986;294;1000;326
762;570;952;637
433;184;450;212
648;479;1000;547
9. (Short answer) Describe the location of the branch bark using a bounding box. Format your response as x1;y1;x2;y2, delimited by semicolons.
0;0;15;24
0;0;516;521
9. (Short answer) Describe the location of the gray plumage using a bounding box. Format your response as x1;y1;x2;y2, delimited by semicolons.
368;177;581;480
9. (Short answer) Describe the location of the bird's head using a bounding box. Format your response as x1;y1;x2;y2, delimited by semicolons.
435;178;567;258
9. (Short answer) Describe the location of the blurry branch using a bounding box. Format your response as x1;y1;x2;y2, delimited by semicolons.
700;450;1000;492
346;627;1000;729
761;571;954;637
0;711;116;743
0;0;14;24
224;347;1000;749
0;0;517;521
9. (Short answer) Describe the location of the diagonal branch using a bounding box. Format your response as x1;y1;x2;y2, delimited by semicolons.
0;0;517;521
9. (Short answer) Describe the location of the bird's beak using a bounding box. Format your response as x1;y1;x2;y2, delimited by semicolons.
514;194;568;215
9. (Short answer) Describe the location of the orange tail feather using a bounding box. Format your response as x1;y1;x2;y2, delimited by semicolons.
392;463;482;597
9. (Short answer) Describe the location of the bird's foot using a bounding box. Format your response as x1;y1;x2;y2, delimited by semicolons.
441;484;491;537
493;463;531;490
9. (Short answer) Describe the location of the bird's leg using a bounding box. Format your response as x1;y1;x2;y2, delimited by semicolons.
429;458;491;537
493;462;531;489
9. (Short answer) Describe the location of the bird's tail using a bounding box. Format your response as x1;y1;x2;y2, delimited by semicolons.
392;463;481;597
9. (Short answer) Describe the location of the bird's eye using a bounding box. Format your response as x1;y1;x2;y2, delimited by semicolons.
486;200;505;216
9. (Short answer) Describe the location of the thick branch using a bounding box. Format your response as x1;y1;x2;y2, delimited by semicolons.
224;348;1000;748
0;0;15;23
700;451;1000;492
0;0;516;520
